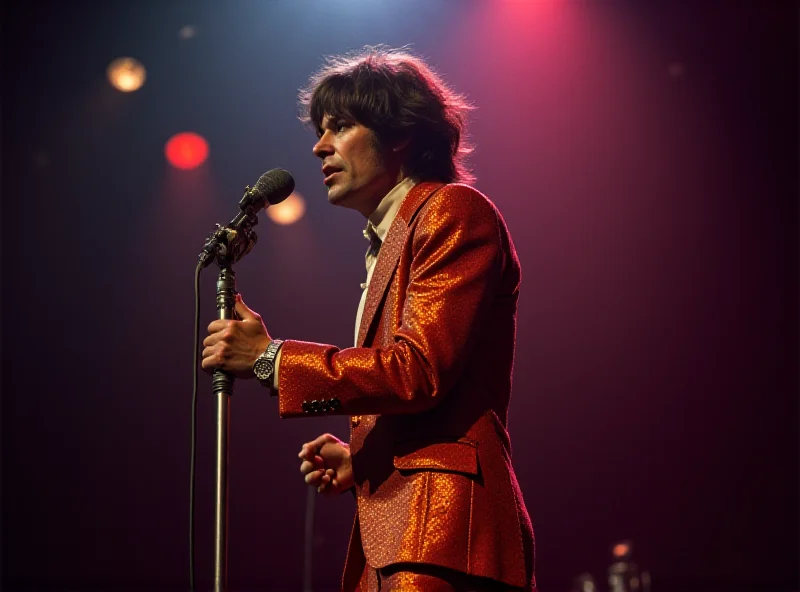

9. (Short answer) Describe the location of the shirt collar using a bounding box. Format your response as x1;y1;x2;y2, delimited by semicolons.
365;177;417;243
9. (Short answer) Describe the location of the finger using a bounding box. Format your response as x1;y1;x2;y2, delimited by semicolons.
299;442;324;463
203;332;225;348
298;442;316;460
308;433;339;452
317;474;332;493
201;353;218;371
234;294;259;322
300;453;323;470
201;344;228;368
304;471;322;486
207;319;232;335
299;457;324;474
299;435;335;459
304;470;325;486
316;470;333;493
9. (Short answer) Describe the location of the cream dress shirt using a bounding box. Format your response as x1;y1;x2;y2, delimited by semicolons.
272;177;417;389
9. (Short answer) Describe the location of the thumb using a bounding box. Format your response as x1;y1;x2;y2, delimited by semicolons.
234;293;258;321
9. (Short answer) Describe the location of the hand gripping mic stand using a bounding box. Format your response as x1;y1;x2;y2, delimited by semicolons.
197;192;261;592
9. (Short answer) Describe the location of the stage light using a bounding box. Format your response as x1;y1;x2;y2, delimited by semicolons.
266;192;306;225
609;540;650;592
179;25;197;40
612;541;632;559
107;57;146;92
165;132;209;170
573;573;597;592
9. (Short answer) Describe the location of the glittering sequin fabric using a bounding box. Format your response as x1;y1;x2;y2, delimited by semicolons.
279;183;535;591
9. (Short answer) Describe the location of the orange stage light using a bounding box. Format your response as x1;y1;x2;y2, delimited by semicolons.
165;132;209;170
267;192;306;225
107;57;146;92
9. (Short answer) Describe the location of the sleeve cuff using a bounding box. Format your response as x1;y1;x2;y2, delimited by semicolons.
271;345;283;395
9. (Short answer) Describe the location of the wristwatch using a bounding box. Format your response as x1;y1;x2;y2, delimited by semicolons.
253;339;284;389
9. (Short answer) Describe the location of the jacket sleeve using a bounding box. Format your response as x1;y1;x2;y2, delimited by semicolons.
277;187;505;418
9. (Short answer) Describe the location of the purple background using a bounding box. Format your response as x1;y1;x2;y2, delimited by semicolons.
2;1;797;590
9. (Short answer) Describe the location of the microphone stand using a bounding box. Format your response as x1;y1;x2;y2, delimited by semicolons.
212;263;236;592
199;214;259;592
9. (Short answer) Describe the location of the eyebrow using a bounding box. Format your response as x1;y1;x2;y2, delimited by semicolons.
316;115;345;137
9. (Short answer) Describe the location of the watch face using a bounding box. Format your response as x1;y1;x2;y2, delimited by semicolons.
254;358;274;380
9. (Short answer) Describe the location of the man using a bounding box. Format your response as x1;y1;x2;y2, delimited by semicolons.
202;47;536;591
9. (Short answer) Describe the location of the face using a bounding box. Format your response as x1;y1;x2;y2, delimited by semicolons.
313;115;401;217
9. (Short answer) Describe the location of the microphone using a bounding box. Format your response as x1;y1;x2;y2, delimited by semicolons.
229;168;295;228
198;168;295;267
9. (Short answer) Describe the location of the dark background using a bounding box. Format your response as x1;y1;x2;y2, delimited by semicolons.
2;1;797;590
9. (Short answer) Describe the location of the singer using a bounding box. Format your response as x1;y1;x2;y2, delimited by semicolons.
202;46;536;592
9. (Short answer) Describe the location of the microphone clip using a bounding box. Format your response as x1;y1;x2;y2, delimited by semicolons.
198;219;258;269
196;168;294;269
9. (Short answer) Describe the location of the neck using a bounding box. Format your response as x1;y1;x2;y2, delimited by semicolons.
361;170;408;219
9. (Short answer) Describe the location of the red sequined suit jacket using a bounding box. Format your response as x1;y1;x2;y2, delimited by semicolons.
277;182;535;591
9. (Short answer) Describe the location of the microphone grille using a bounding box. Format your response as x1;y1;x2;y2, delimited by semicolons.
254;168;295;206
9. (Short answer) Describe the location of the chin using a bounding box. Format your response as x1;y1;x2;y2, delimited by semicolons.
326;183;372;214
327;183;356;207
326;186;347;205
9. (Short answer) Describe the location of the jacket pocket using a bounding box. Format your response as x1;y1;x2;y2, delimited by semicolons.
393;439;479;476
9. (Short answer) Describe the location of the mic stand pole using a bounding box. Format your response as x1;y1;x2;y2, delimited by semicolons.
212;262;236;592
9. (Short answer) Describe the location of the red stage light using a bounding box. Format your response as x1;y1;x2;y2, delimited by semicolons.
165;132;209;170
612;541;631;559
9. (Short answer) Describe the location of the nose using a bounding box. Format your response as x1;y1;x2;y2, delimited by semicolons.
313;130;334;159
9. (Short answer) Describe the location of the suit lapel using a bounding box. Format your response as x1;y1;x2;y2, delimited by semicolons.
356;181;445;347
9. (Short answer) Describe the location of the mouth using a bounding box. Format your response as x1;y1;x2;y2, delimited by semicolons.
322;164;343;185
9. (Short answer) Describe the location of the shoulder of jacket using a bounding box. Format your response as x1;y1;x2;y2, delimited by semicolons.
416;183;500;223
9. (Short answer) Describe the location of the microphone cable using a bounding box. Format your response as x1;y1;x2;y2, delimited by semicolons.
189;262;202;591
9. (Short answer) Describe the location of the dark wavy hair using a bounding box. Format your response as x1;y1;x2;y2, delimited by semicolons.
299;46;475;184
